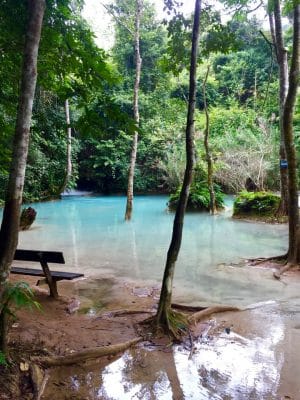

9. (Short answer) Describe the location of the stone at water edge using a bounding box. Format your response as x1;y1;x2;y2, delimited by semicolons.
19;207;37;230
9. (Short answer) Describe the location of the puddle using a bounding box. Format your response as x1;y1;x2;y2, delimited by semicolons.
42;303;300;400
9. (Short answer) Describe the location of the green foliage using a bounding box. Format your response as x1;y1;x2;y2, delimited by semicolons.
2;282;41;315
233;191;281;216
0;351;7;366
168;179;225;211
0;0;289;202
208;106;279;192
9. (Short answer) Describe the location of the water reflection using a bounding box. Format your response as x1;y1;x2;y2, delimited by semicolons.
44;305;286;400
14;195;288;307
98;306;284;400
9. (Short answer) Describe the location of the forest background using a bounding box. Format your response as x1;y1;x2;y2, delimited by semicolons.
0;0;299;205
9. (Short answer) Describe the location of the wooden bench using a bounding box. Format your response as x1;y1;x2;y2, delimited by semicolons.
11;249;84;298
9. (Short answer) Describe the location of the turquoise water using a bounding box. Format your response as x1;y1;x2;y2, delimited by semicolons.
14;195;289;305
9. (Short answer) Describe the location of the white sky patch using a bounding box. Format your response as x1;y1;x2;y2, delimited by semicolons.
82;0;268;50
82;0;114;50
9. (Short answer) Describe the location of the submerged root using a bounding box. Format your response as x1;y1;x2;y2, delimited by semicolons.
31;338;142;368
248;253;287;266
273;262;297;279
188;305;240;325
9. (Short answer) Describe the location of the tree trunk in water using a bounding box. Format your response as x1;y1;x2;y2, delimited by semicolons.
125;0;142;221
270;1;289;215
203;66;216;214
0;0;45;352
283;3;300;263
156;0;201;329
60;99;72;193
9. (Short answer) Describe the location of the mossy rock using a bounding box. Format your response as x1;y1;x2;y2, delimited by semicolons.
168;182;224;211
233;191;282;221
19;207;37;230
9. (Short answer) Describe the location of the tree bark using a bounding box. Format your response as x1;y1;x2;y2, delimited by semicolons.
282;2;300;262
270;0;289;216
125;0;142;221
203;66;217;214
156;0;201;329
0;0;45;347
60;99;72;193
0;311;8;357
32;338;141;367
188;305;239;325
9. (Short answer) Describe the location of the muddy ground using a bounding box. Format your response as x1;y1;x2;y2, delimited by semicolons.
1;265;300;400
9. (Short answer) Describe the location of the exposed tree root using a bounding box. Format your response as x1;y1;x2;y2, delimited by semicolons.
31;337;142;367
188;306;240;325
137;309;189;340
248;253;287;266
171;303;206;312
273;262;297;279
100;309;154;318
139;305;240;341
188;329;195;360
30;363;49;400
164;309;189;339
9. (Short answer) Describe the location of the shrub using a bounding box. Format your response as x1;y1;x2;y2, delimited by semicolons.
168;181;225;211
233;191;280;217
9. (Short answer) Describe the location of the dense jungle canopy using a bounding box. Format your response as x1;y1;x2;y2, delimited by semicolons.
0;0;299;204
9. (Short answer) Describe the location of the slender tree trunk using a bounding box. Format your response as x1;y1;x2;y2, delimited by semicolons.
203;66;216;214
0;0;45;347
60;99;72;193
0;311;8;357
125;0;142;221
270;1;289;215
156;0;201;329
283;2;300;262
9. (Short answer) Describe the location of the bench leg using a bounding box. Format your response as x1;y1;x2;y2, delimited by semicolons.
39;259;59;299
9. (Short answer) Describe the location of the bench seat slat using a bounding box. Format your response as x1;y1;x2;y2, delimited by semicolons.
14;249;65;264
11;267;83;280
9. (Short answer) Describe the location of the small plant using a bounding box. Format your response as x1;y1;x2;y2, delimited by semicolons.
3;282;41;315
168;181;225;211
0;282;41;356
233;191;281;217
0;351;7;366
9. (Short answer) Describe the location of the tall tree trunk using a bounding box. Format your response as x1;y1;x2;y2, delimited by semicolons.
60;99;72;193
270;0;289;215
283;2;300;263
0;0;45;349
0;310;8;357
203;66;216;214
125;0;142;221
156;0;201;329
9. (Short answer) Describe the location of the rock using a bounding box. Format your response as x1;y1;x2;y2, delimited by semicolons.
65;298;80;314
20;361;30;372
20;207;37;230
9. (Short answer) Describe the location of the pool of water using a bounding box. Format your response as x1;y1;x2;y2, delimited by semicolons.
14;195;289;306
44;301;300;400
